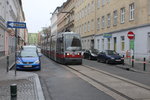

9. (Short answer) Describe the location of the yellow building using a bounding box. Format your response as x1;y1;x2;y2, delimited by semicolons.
74;0;150;59
57;0;76;33
75;0;96;49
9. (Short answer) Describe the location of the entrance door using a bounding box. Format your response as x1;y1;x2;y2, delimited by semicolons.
91;39;94;49
114;37;117;51
148;33;150;58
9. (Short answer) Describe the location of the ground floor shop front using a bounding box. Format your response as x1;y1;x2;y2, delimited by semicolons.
82;25;150;60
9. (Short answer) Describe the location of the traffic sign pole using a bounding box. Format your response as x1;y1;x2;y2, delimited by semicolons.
15;28;17;76
127;31;135;62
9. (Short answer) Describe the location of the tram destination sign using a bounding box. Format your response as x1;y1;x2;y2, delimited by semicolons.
7;21;26;29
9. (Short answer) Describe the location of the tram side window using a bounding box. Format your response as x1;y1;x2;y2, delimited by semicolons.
57;38;64;52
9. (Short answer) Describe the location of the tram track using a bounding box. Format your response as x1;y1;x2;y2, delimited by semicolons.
65;64;150;100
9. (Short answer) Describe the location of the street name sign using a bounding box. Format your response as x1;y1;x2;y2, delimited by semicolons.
7;21;26;29
103;33;112;38
127;31;135;39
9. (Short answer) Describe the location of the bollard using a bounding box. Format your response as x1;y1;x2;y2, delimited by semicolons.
10;84;17;100
143;57;146;71
7;56;9;72
122;55;125;65
131;56;134;67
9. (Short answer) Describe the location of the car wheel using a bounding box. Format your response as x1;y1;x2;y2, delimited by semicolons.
97;58;100;62
88;56;91;60
106;59;109;64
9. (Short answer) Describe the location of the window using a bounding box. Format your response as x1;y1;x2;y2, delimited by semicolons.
82;24;84;34
84;23;87;33
97;18;100;30
87;3;90;14
129;3;135;20
107;0;110;3
102;0;105;6
121;36;125;51
113;10;118;25
88;21;90;32
102;16;105;28
97;0;100;8
120;7;125;23
114;37;117;51
97;39;100;49
108;38;110;50
91;0;94;12
85;6;87;16
91;19;94;30
107;13;111;27
102;39;104;50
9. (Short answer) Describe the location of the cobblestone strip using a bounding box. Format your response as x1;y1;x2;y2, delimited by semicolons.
0;76;38;100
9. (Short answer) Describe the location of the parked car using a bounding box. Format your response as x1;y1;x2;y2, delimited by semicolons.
83;49;99;60
22;45;42;56
81;49;86;56
16;51;41;70
97;50;124;64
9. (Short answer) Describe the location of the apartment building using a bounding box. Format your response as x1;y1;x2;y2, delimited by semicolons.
0;0;26;57
94;0;150;59
51;0;150;59
57;0;76;33
51;7;60;37
75;0;96;49
74;0;150;59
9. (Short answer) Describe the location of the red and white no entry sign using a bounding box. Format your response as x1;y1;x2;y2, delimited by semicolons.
127;31;135;39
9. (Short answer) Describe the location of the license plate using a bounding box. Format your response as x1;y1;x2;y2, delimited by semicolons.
116;60;121;61
24;65;32;68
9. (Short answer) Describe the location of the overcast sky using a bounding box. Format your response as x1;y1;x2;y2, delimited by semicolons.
22;0;67;33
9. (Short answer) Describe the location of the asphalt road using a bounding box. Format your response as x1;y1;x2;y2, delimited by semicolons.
35;56;116;100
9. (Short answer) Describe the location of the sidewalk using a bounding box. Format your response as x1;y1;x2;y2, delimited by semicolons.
0;54;45;100
116;57;150;73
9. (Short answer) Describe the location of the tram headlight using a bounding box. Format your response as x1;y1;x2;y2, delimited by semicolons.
78;53;81;55
66;53;70;56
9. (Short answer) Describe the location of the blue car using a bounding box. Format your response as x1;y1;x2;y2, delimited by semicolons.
16;51;41;70
97;50;124;64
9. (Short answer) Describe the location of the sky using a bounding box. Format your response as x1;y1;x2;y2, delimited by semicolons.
22;0;67;33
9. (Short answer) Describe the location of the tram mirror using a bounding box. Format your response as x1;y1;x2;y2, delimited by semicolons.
59;38;63;43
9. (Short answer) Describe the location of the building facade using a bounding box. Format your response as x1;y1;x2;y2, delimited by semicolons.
57;0;76;33
94;0;150;59
74;0;150;59
75;0;96;49
51;0;150;59
0;0;26;57
51;7;60;37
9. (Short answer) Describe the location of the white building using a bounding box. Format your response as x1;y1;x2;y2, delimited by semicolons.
51;7;60;37
95;25;150;60
0;0;25;57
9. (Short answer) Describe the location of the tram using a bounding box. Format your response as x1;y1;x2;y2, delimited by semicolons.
49;32;82;65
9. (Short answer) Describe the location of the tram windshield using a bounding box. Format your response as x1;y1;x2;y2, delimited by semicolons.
65;34;82;51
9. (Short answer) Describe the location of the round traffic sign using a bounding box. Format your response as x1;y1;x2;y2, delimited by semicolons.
127;31;135;39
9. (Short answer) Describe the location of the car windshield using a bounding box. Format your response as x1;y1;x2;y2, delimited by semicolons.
23;46;37;51
106;50;118;55
20;51;38;57
91;49;99;54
